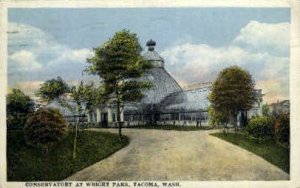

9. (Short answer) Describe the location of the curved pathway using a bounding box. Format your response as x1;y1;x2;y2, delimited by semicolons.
66;128;289;181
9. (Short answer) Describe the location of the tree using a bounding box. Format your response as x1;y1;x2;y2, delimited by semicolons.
208;106;229;130
262;103;270;116
70;81;102;159
70;81;86;118
7;89;34;129
209;66;255;132
24;108;68;154
37;76;70;103
86;30;152;139
70;81;103;120
274;112;290;146
82;83;104;112
69;81;86;159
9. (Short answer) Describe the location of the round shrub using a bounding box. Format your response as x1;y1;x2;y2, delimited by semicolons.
245;116;274;141
24;108;68;152
274;113;289;146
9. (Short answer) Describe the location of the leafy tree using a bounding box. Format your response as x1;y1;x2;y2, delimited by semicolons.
208;106;229;130
86;30;152;139
70;81;102;159
262;103;270;116
6;89;34;129
70;81;86;117
24;108;68;154
70;81;103;114
37;76;70;103
82;84;104;112
274;112;289;146
209;66;255;132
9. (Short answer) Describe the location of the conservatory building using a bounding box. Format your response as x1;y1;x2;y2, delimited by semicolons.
85;39;263;127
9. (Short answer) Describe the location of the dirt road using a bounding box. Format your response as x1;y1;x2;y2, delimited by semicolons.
66;128;289;181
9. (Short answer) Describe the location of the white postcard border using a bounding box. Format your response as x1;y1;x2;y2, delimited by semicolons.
0;1;299;188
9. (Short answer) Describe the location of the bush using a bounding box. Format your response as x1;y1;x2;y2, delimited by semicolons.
7;114;30;130
6;89;34;130
274;113;290;146
245;116;274;141
24;108;68;153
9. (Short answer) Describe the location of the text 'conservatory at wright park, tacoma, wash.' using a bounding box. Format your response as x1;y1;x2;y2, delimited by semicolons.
46;39;264;128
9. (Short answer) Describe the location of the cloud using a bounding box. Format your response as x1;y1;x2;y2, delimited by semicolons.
8;21;290;103
49;48;93;66
162;43;288;83
8;50;42;72
8;23;94;82
232;21;290;56
161;21;290;103
8;22;53;54
66;49;94;62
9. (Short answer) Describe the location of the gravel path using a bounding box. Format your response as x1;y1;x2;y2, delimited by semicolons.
66;128;289;181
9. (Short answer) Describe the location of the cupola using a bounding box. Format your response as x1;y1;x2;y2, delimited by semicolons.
143;39;164;68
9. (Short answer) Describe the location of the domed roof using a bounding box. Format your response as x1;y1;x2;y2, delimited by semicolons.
142;39;164;68
122;40;182;113
140;68;182;105
143;50;164;62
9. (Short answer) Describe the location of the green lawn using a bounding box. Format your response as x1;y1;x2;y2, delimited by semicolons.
7;130;129;181
210;132;289;173
126;124;212;131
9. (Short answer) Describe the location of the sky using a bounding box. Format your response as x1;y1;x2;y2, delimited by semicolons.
7;8;290;103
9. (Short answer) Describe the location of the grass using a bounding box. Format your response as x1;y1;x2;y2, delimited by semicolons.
7;130;129;181
210;132;289;173
126;124;213;131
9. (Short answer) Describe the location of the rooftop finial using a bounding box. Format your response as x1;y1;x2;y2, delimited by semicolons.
146;39;156;51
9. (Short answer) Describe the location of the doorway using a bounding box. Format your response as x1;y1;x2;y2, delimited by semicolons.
101;113;108;127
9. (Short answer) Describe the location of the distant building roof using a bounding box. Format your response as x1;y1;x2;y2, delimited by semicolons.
270;100;290;107
269;100;290;114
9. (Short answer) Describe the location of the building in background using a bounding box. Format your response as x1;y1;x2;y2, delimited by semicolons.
87;40;264;127
269;100;290;116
